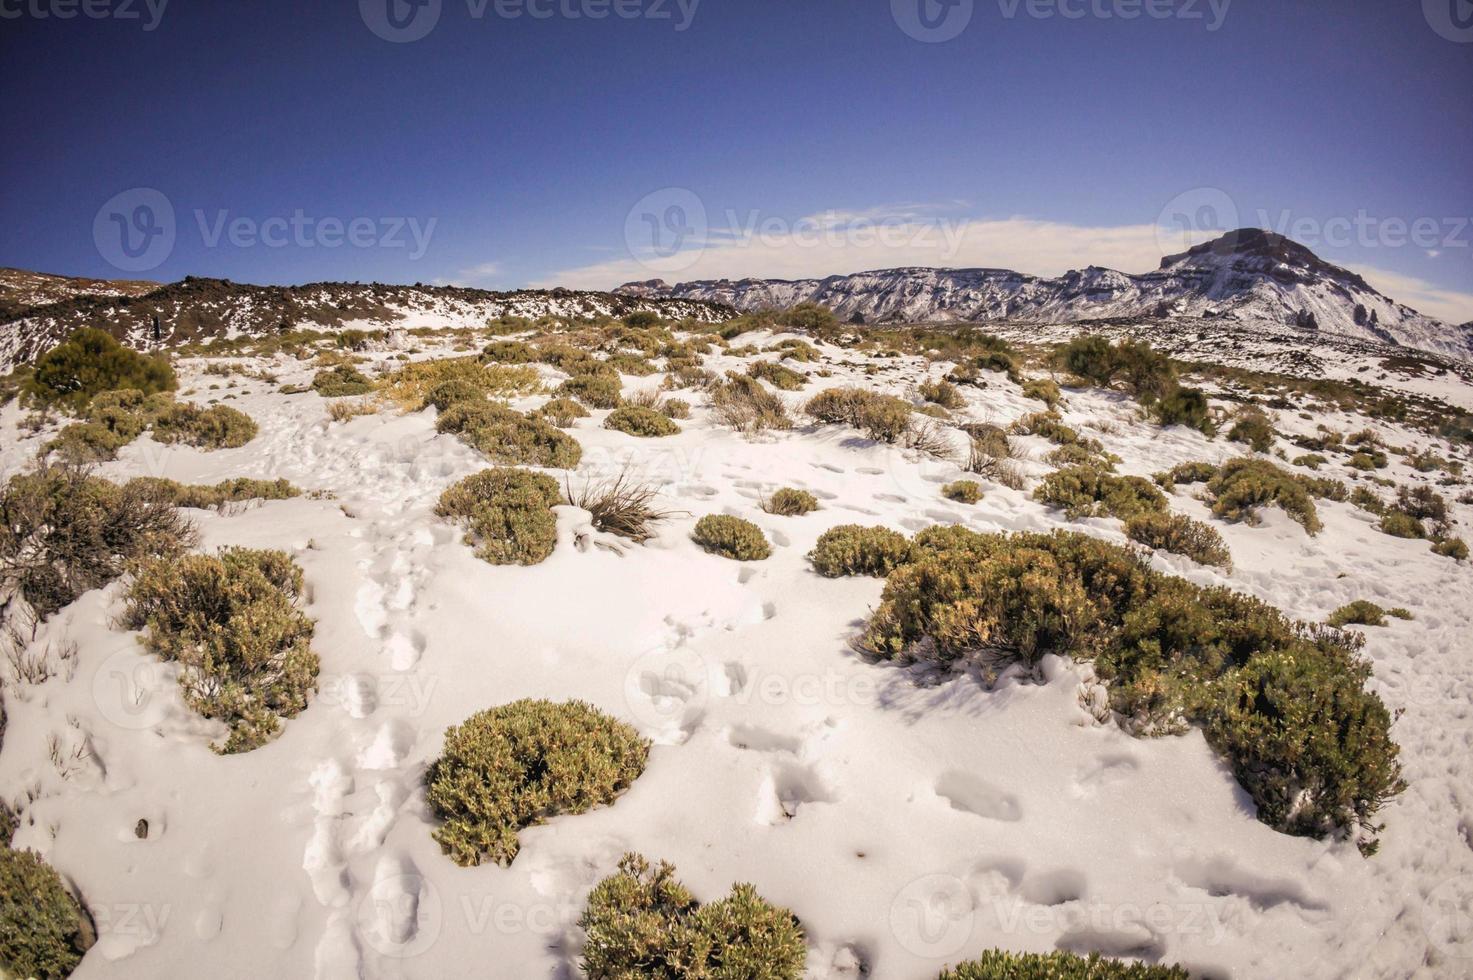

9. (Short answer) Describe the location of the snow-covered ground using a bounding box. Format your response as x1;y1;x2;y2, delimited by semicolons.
1;327;1471;979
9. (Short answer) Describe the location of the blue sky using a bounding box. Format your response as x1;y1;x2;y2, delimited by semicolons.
2;0;1471;321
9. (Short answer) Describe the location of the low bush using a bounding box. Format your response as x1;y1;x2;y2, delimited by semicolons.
311;363;374;398
1124;511;1231;569
710;374;792;433
939;950;1188;979
1432;537;1469;560
437;468;561;565
1153;460;1218;492
763;488;819;516
1034;464;1168;521
1327;600;1411;628
1206;458;1321;534
805;387;912;443
380;358;541;410
660;397;690;420
809;524;911;577
1057;335;1176;400
45;421;135;462
426;700;649;867
150;402;259;449
123;548;318;754
1378;512;1424;539
1010;411;1097;449
534;397;589;427
918;377;964;409
748;360;806;391
564;470;674;543
0;847;91;980
691;515;771;561
0;466;195;618
1228;411;1276;452
559;374;624;409
423;378;483;411
1020;377;1061;408
608;353;658;376
858;528;1403;847
24;327;175;409
437;403;582;468
128;477;301;510
942;480;983;504
480;340;537;364
1151;385;1214;434
605;405;680;438
580;853;806;980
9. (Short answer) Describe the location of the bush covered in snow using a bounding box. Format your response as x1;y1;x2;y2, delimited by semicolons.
808;524;911;578
691;515;771;561
0;466;195;618
857;527;1404;848
0;846;91;980
805;387;913;443
939;949;1188;979
1124;511;1231;569
437;468;561;565
604;405;680;438
1205;458;1321;533
426;700;649;867
23;327;176;410
123;547;318;754
579;853;806;980
436;402;582;468
942;480;983;504
763;487;819;516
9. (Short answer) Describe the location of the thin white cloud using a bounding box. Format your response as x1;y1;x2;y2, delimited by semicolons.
433;261;502;287
1349;265;1473;325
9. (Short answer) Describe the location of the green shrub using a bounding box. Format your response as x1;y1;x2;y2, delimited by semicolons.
1377;512;1424;539
939;950;1188;979
773;339;820;362
123;548;318;754
1327;600;1411;628
763;488;818;516
380;358;541;410
1294;453;1328;469
424;378;483;411
941;480;983;504
805;387;912;442
1020;377;1061;408
437;402;582;468
918;377;964;409
1057;335;1176;399
150;402;259;449
1228;411;1276;452
659;397;690;420
0;466;194;618
0;847;91;980
1298;475;1349;502
24;327;175;409
692;515;771;561
426;700;649;867
710;374;792;433
1034;465;1167;521
857;528;1403;846
962;422;1013;460
437;468;561;565
1433;537;1469;560
605;405;680;438
534;397;590;427
1153;460;1217;492
127;477;301;510
1206;458;1321;534
608;353;658;376
747;360;806;391
45;421;135;462
481;340;537;363
1124;511;1231;569
808;524;911;577
311;363;374;397
1010;411;1097;449
1151;385;1214;433
580;853;806;980
1396;485;1448;524
559;374;624;409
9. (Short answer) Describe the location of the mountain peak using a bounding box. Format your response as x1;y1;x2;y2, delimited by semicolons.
1161;228;1324;270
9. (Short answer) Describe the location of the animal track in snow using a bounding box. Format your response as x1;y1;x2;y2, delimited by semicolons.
755;760;836;825
934;770;1023;823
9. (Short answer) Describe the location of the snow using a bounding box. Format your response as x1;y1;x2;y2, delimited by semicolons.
1;328;1471;979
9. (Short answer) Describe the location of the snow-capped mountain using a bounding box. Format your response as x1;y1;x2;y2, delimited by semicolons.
618;229;1470;358
0;276;732;372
